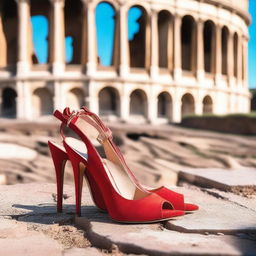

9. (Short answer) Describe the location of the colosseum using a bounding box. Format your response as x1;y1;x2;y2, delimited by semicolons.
0;0;251;123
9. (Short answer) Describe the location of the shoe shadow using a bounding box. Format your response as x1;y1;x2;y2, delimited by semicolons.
12;204;115;225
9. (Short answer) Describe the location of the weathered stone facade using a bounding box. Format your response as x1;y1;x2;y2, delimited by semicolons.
0;0;251;123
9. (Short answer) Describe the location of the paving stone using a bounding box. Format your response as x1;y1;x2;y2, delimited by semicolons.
0;143;37;160
75;217;256;256
1;183;256;256
203;188;256;212
179;168;256;191
165;186;256;234
64;247;104;256
0;217;62;256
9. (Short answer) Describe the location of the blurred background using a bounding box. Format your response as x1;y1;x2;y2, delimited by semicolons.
0;0;255;191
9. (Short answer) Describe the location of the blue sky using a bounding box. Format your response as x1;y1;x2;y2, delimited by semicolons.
249;0;256;88
31;2;256;88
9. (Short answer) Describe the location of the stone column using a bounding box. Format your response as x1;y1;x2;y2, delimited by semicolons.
16;0;31;74
196;19;204;81
227;30;234;86
150;10;159;78
0;4;7;67
49;0;65;74
16;82;25;119
83;1;97;76
120;92;130;122
242;36;248;87
172;96;182;123
145;14;151;71
118;6;129;77
173;15;182;82
215;24;222;84
147;93;157;124
237;35;243;85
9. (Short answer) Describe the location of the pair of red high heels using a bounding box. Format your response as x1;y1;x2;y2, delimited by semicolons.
48;107;198;223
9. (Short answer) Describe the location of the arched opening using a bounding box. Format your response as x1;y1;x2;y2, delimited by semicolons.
32;88;53;117
221;26;229;75
204;20;215;73
1;0;18;66
157;92;172;120
130;89;147;117
203;95;213;114
67;88;84;110
128;6;148;68
96;2;116;67
64;0;83;64
181;15;196;72
1;87;17;118
233;32;238;78
30;0;51;64
99;86;120;116
181;93;195;117
158;10;173;69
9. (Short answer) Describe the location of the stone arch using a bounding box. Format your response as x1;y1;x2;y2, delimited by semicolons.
128;5;149;68
157;91;172;121
95;1;117;67
130;89;147;117
181;15;196;72
64;0;83;64
158;10;173;69
1;87;17;118
98;86;120;116
221;26;229;75
203;20;215;73
32;88;53;117
30;0;51;64
1;0;18;66
181;93;195;117
203;95;213;114
233;32;238;78
67;88;85;110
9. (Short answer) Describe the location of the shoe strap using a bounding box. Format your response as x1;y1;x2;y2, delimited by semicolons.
54;107;113;144
54;107;147;193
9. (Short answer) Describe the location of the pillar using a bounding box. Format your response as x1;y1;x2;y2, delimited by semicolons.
118;6;129;77
84;1;97;75
215;24;222;85
172;96;182;123
147;93;157;123
237;35;243;85
227;30;234;86
173;15;182;82
150;10;159;78
0;3;7;67
196;19;204;81
120;92;130;121
242;36;248;88
49;0;65;74
16;0;30;74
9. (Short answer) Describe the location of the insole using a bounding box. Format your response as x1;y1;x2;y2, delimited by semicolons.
66;137;137;200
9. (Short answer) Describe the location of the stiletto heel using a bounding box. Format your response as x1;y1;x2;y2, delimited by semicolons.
65;144;86;216
48;141;68;213
48;140;107;213
52;108;185;223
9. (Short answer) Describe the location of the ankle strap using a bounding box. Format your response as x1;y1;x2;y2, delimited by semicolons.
54;107;113;143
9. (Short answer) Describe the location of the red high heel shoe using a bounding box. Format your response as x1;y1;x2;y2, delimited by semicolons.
53;107;198;213
49;110;184;223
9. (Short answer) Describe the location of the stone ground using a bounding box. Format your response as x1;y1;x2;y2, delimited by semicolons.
0;118;256;255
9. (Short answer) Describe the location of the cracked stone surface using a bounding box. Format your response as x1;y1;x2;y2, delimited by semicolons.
179;168;256;194
0;183;256;256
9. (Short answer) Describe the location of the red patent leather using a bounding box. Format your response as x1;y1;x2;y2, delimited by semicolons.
53;107;198;212
51;109;184;222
